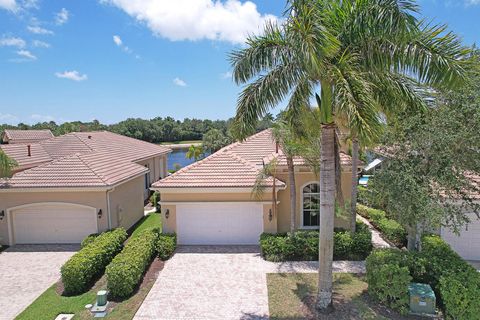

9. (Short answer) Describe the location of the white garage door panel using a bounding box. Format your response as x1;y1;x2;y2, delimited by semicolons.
176;203;263;245
441;213;480;261
13;204;97;244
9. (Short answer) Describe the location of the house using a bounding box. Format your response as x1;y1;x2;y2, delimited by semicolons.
2;129;54;144
440;173;480;261
0;131;171;245
152;129;357;245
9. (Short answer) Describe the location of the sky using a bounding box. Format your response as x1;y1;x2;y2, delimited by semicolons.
0;0;479;125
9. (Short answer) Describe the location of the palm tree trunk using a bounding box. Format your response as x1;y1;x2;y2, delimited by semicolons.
316;123;336;311
286;156;296;233
350;138;359;233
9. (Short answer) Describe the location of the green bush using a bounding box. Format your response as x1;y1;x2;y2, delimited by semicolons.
259;222;372;261
80;233;98;249
61;228;127;295
357;204;407;247
366;249;412;314
156;233;177;260
356;186;370;206
106;228;159;299
439;271;480;320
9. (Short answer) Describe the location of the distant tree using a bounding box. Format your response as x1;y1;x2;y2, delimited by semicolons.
0;150;17;178
202;129;230;153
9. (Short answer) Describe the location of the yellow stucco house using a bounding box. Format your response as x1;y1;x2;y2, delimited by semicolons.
153;129;356;245
0;130;170;245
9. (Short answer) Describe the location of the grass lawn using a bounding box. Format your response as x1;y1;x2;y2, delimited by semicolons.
16;214;163;320
159;140;201;145
130;213;161;239
267;273;417;320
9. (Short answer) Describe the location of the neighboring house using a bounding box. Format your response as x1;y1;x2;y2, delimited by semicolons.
2;129;54;144
152;129;357;245
440;173;480;261
0;131;171;245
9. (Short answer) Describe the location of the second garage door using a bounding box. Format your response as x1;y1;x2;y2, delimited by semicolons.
176;203;264;245
441;213;480;261
11;203;98;244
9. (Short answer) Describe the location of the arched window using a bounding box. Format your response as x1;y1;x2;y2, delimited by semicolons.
302;183;320;227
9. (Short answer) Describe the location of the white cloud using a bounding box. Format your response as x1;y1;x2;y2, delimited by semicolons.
16;49;36;60
27;25;54;35
221;71;232;79
30;114;55;122
113;35;122;46
0;0;16;11
0;36;25;48
55;70;88;81
173;77;187;87
0;113;18;124
466;0;480;4
55;8;69;25
101;0;278;44
32;39;50;48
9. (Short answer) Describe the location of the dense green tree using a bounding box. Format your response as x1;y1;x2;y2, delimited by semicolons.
0;150;16;178
202;129;230;153
369;67;480;251
230;0;470;310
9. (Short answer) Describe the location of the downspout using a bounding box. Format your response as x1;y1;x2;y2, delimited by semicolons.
106;188;114;230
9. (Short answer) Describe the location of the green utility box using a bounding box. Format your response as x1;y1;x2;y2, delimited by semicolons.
408;283;436;315
96;290;108;307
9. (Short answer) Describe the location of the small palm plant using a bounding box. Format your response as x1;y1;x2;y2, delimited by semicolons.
185;145;204;161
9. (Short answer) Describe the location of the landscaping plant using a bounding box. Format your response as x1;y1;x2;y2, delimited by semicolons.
106;228;159;299
61;228;127;295
156;233;177;260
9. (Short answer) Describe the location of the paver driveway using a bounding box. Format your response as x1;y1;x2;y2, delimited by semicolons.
0;244;78;320
134;246;365;320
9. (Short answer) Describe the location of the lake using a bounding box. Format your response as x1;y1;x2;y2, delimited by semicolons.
167;148;210;170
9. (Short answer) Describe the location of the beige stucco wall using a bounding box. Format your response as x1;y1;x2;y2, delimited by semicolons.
108;175;145;230
137;155;168;200
0;191;108;245
158;169;352;234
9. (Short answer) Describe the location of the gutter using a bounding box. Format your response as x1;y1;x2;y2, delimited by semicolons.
106;187;114;229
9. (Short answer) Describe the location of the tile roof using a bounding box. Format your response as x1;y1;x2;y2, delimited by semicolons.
0;131;170;189
153;129;356;189
263;151;361;168
3;129;54;143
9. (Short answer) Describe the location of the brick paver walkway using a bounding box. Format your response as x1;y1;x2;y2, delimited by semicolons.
134;246;365;320
0;245;78;320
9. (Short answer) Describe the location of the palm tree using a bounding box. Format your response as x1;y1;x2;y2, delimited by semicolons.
0;150;16;178
185;144;203;161
230;0;470;310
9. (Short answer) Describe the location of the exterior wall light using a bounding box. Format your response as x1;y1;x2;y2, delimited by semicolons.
165;209;170;219
0;210;4;220
268;209;273;221
97;209;103;219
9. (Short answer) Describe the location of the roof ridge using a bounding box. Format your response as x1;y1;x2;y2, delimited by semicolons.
226;151;263;172
71;132;96;152
159;151;223;181
220;128;272;154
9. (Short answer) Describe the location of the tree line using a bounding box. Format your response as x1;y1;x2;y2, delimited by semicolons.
0;114;275;144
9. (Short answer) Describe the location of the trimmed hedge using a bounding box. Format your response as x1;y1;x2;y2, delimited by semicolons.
259;222;372;261
366;236;480;319
421;235;480;319
156;233;177;260
80;233;99;249
357;204;407;247
366;249;411;314
106;228;159;299
61;228;127;295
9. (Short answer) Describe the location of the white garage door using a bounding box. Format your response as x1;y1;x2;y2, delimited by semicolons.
441;213;480;261
12;203;98;244
176;203;264;245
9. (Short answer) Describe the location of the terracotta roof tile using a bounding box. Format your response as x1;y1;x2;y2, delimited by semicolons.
3;129;54;143
0;131;170;189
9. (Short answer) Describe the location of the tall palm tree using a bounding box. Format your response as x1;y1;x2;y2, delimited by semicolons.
230;0;470;310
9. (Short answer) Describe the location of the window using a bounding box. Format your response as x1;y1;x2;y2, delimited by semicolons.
302;183;320;227
144;165;151;190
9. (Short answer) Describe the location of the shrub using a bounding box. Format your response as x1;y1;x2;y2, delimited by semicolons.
61;228;127;295
439;271;480;320
357;204;407;247
80;233;98;249
356;186;370;206
366;249;412;314
259;222;372;261
106;228;159;299
156;233;177;260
